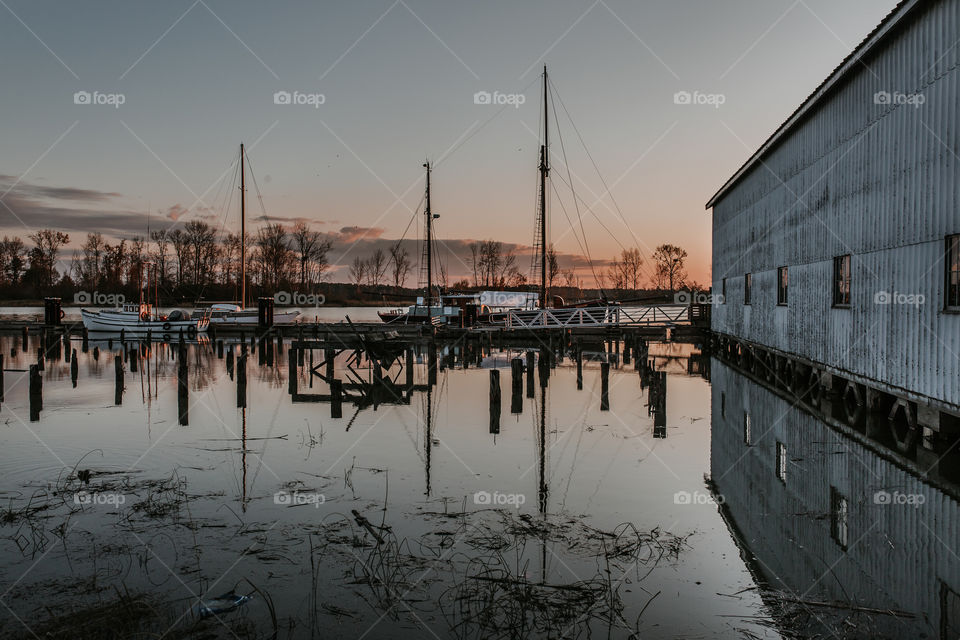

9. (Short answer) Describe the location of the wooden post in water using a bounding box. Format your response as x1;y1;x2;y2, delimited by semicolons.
489;369;501;434
405;349;414;389
114;354;123;405
510;358;523;414
29;364;41;421
217;340;223;359
330;379;343;419
600;361;610;411
71;349;78;387
539;347;550;388
226;346;234;378
576;346;583;390
129;344;138;373
0;353;4;401
237;352;247;408
82;327;88;352
288;348;297;395
21;326;28;351
325;348;335;380
177;345;188;425
93;346;100;361
37;347;44;372
526;351;535;398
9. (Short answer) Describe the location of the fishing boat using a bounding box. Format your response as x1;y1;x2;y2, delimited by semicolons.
81;303;208;338
204;303;301;325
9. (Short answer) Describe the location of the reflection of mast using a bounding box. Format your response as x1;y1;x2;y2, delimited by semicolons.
538;386;548;514
241;406;248;512
425;386;432;496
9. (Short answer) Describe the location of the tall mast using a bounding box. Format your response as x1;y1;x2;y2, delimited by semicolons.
539;66;549;309
240;143;246;308
424;161;432;308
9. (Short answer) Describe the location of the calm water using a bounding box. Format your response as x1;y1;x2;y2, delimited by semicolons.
0;333;955;638
0;305;387;323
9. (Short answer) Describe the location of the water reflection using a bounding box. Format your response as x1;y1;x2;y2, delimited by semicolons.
712;358;960;639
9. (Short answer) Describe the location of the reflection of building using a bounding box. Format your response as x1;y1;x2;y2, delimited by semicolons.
711;359;960;638
707;0;960;414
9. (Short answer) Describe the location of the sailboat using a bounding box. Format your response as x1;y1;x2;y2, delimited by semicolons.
81;264;209;338
379;161;465;325
199;143;301;326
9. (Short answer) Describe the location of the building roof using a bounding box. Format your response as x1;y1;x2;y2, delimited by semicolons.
705;0;922;209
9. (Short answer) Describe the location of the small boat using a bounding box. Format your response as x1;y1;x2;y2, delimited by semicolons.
204;303;301;325
81;303;208;338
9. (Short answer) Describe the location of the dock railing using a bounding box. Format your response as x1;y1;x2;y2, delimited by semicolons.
503;304;690;329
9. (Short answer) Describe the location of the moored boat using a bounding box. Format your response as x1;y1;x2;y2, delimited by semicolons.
204;303;301;325
81;303;208;339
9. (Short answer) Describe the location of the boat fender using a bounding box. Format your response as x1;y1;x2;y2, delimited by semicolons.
162;333;171;342
187;325;197;337
140;312;150;321
59;309;65;320
163;322;171;331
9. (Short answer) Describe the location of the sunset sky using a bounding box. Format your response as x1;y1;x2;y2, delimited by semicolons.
0;0;899;286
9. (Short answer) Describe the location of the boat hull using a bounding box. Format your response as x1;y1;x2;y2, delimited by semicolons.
81;309;208;338
208;310;301;325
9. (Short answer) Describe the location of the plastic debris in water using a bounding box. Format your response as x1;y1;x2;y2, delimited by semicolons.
195;592;252;619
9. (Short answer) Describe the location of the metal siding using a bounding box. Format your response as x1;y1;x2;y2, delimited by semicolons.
711;0;960;408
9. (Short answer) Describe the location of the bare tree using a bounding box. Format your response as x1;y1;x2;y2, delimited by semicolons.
547;245;561;288
389;244;412;287
26;229;69;291
291;221;332;287
169;229;189;287
650;244;688;292
185;220;217;285
74;232;106;290
607;248;644;290
366;248;388;286
349;255;366;287
252;223;293;290
0;237;26;284
150;230;171;287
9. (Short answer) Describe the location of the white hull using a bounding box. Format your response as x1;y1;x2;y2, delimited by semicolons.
81;309;208;338
207;310;301;325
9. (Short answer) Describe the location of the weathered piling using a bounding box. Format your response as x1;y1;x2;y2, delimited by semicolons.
29;364;41;421
288;348;297;395
226;347;234;378
510;358;524;414
129;344;138;373
37;347;44;372
93;346;100;361
538;347;550;388
405;349;414;388
114;354;123;405
0;353;4;401
330;379;343;419
526;351;535;398
70;349;78;387
489;369;501;434
325;348;335;380
21;326;28;351
576;347;583;390
237;352;247;408
600;361;610;411
217;340;224;358
82;327;88;352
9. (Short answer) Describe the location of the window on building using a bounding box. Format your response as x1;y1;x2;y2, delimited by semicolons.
777;266;788;306
776;442;787;482
743;411;751;445
721;392;726;417
830;486;848;549
942;581;960;640
947;235;960;310
744;273;752;305
832;255;851;307
722;278;727;303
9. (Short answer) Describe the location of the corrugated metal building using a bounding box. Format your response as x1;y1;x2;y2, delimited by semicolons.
707;0;960;411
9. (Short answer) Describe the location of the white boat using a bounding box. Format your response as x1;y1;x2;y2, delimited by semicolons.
81;303;209;339
204;303;301;325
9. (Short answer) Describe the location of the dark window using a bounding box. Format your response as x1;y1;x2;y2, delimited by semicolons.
832;255;851;307
776;442;787;482
947;235;960;310
777;266;788;305
830;486;848;549
744;273;752;305
722;278;727;303
721;392;726;417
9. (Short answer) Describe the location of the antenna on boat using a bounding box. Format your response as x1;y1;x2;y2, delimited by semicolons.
240;142;246;309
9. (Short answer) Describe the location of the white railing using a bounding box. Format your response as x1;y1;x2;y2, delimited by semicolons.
503;304;690;329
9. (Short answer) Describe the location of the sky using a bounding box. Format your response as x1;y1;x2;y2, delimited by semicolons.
0;0;900;285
